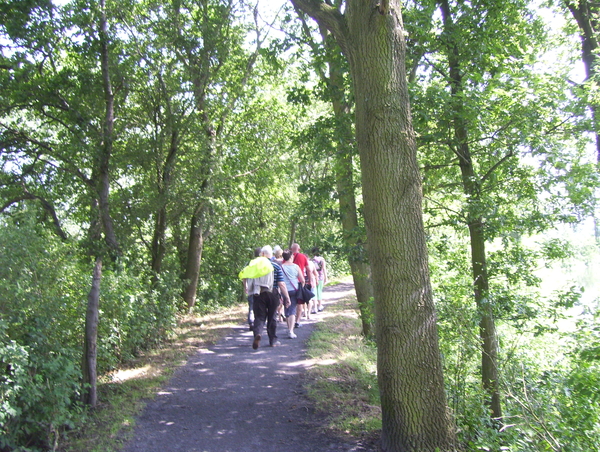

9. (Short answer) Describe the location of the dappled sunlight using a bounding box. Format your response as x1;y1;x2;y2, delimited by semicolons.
325;310;359;320
110;365;156;383
113;281;370;451
279;357;339;370
197;321;241;330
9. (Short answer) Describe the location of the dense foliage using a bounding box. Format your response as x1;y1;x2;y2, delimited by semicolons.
0;0;599;450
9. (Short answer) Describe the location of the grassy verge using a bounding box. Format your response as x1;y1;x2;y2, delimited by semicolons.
303;283;381;441
60;303;246;452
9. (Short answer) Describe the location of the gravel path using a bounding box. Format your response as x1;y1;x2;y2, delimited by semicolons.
120;283;372;452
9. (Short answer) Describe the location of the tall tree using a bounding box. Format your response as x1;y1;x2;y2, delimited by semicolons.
166;0;263;309
409;0;597;428
436;0;502;422
117;0;197;278
0;0;127;407
561;0;600;242
81;0;121;407
289;1;456;450
292;6;375;337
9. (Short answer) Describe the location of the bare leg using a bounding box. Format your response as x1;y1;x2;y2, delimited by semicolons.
296;304;303;324
287;315;296;337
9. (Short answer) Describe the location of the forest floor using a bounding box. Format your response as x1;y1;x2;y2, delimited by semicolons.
117;282;378;452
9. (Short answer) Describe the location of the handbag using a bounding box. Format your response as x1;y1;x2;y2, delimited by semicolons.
299;284;315;302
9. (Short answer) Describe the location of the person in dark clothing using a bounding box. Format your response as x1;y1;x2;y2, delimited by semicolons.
249;245;290;349
243;247;262;331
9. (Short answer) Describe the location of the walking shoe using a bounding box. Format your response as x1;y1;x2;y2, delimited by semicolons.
288;332;297;339
252;334;261;350
318;306;324;312
311;310;317;314
270;340;281;347
295;323;302;328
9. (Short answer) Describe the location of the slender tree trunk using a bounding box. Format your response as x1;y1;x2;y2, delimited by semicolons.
98;0;119;256
334;128;374;338
82;256;102;407
439;0;503;422
82;0;119;407
468;218;502;421
289;220;297;248
151;206;167;275
182;210;205;310
151;130;179;275
565;0;600;241
324;31;375;338
336;151;374;338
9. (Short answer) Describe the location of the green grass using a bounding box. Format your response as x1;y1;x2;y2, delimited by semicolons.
303;284;381;439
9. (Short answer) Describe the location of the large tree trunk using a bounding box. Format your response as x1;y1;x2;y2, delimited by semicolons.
348;5;454;448
439;0;503;422
290;1;457;450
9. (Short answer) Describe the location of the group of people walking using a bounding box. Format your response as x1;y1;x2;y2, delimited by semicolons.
240;243;328;349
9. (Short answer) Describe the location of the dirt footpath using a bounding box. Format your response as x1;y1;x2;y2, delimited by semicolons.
120;283;373;452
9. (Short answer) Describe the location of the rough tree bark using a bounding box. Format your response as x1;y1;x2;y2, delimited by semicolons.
290;1;457;450
295;8;375;337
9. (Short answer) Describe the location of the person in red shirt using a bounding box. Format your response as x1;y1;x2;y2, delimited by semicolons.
291;243;309;327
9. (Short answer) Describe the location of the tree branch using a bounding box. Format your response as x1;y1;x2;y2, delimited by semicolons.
289;0;349;54
0;193;68;240
480;149;515;186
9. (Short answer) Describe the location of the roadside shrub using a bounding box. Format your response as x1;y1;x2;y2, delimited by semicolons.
1;327;83;451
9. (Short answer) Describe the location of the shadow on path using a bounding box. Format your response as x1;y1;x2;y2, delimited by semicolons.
121;282;369;452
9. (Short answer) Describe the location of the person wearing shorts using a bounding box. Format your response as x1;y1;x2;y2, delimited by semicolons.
291;243;309;327
280;249;304;339
310;247;328;312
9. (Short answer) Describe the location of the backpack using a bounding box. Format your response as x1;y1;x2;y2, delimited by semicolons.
312;258;323;272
